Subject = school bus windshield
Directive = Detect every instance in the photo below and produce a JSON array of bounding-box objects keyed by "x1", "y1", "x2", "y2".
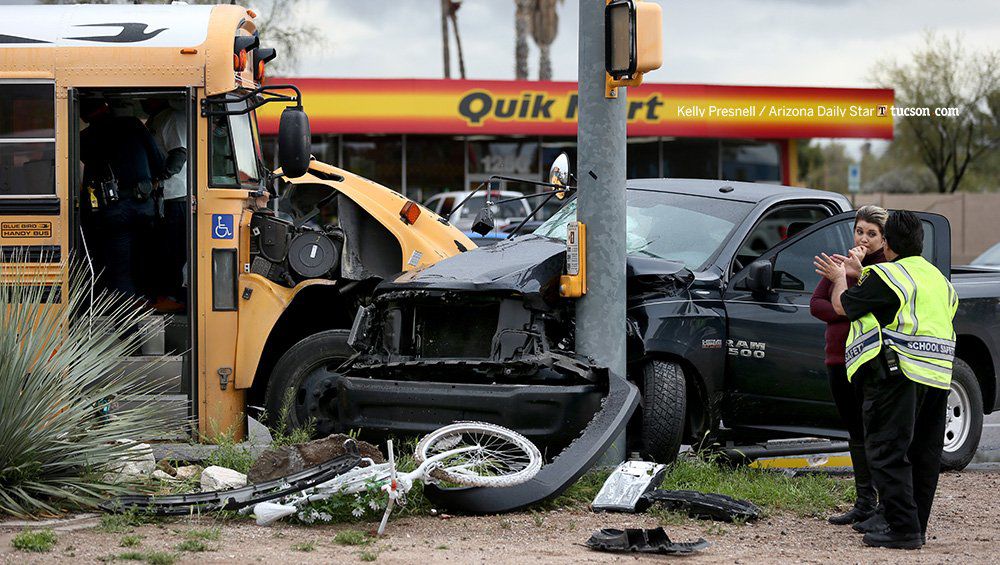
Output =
[{"x1": 210, "y1": 99, "x2": 262, "y2": 187}]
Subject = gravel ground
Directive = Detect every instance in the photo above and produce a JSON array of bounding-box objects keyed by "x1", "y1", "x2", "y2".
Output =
[{"x1": 2, "y1": 469, "x2": 997, "y2": 564}]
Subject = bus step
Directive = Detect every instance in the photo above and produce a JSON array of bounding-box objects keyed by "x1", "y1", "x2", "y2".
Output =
[
  {"x1": 114, "y1": 355, "x2": 185, "y2": 394},
  {"x1": 113, "y1": 393, "x2": 192, "y2": 440}
]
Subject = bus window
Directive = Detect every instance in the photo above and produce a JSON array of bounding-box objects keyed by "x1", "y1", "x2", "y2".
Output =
[
  {"x1": 0, "y1": 83, "x2": 55, "y2": 196},
  {"x1": 209, "y1": 100, "x2": 261, "y2": 187}
]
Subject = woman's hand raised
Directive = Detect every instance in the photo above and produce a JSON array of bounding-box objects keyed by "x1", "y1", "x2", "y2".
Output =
[{"x1": 814, "y1": 253, "x2": 846, "y2": 282}]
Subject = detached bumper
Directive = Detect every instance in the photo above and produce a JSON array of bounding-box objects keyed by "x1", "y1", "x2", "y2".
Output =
[{"x1": 336, "y1": 377, "x2": 603, "y2": 448}]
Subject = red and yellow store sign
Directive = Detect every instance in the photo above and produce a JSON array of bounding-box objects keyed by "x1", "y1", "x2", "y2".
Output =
[{"x1": 258, "y1": 78, "x2": 893, "y2": 139}]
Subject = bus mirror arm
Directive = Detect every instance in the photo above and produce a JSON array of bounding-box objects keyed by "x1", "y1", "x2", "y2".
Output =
[{"x1": 200, "y1": 84, "x2": 304, "y2": 117}]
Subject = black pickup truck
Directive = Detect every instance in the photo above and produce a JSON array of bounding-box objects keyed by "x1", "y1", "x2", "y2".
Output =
[{"x1": 329, "y1": 179, "x2": 999, "y2": 472}]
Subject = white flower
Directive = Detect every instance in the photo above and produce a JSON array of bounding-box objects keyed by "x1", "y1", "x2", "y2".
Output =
[
  {"x1": 368, "y1": 499, "x2": 382, "y2": 511},
  {"x1": 351, "y1": 507, "x2": 364, "y2": 518}
]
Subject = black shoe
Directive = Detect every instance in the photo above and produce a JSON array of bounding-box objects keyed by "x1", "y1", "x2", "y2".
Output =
[
  {"x1": 828, "y1": 505, "x2": 877, "y2": 525},
  {"x1": 853, "y1": 512, "x2": 888, "y2": 534},
  {"x1": 862, "y1": 530, "x2": 922, "y2": 550}
]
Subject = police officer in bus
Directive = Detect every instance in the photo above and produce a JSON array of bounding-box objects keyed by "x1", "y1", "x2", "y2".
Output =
[
  {"x1": 143, "y1": 97, "x2": 188, "y2": 312},
  {"x1": 815, "y1": 210, "x2": 958, "y2": 550},
  {"x1": 80, "y1": 97, "x2": 165, "y2": 297}
]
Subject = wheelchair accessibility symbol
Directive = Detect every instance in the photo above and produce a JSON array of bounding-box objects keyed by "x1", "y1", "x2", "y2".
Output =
[{"x1": 212, "y1": 214, "x2": 234, "y2": 239}]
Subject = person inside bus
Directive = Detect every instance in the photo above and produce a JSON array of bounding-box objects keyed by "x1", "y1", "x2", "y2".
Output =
[
  {"x1": 143, "y1": 97, "x2": 188, "y2": 313},
  {"x1": 80, "y1": 97, "x2": 165, "y2": 298}
]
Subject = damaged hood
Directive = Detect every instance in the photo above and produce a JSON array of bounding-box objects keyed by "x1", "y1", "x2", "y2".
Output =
[{"x1": 383, "y1": 235, "x2": 567, "y2": 295}]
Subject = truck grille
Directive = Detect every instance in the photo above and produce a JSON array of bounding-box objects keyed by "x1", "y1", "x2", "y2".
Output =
[{"x1": 412, "y1": 301, "x2": 500, "y2": 358}]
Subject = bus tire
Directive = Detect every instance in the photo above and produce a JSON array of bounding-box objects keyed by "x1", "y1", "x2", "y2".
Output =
[{"x1": 264, "y1": 329, "x2": 352, "y2": 437}]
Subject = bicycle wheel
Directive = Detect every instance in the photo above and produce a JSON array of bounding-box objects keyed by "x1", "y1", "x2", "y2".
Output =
[{"x1": 414, "y1": 422, "x2": 542, "y2": 488}]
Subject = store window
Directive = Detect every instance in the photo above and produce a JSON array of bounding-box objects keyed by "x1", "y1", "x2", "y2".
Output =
[
  {"x1": 343, "y1": 135, "x2": 402, "y2": 190},
  {"x1": 406, "y1": 135, "x2": 464, "y2": 202},
  {"x1": 0, "y1": 83, "x2": 55, "y2": 196},
  {"x1": 627, "y1": 137, "x2": 659, "y2": 179},
  {"x1": 468, "y1": 137, "x2": 538, "y2": 178},
  {"x1": 722, "y1": 140, "x2": 781, "y2": 183},
  {"x1": 310, "y1": 134, "x2": 339, "y2": 168},
  {"x1": 662, "y1": 138, "x2": 718, "y2": 180}
]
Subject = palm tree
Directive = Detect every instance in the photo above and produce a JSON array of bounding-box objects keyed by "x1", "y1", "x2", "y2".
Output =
[
  {"x1": 515, "y1": 0, "x2": 535, "y2": 79},
  {"x1": 531, "y1": 0, "x2": 562, "y2": 81},
  {"x1": 448, "y1": 1, "x2": 467, "y2": 79},
  {"x1": 441, "y1": 0, "x2": 452, "y2": 78}
]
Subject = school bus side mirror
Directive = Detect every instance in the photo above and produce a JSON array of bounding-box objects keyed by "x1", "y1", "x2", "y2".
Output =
[
  {"x1": 605, "y1": 0, "x2": 662, "y2": 90},
  {"x1": 278, "y1": 106, "x2": 311, "y2": 179}
]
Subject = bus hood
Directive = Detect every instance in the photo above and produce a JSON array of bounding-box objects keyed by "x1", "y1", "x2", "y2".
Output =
[{"x1": 281, "y1": 161, "x2": 475, "y2": 269}]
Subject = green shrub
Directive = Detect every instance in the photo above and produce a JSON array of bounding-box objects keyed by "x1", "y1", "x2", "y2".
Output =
[
  {"x1": 175, "y1": 539, "x2": 208, "y2": 552},
  {"x1": 0, "y1": 260, "x2": 183, "y2": 518},
  {"x1": 11, "y1": 529, "x2": 56, "y2": 552},
  {"x1": 333, "y1": 529, "x2": 371, "y2": 546},
  {"x1": 120, "y1": 535, "x2": 142, "y2": 548},
  {"x1": 292, "y1": 540, "x2": 316, "y2": 552}
]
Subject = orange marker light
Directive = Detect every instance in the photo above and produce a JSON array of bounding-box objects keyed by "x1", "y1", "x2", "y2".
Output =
[
  {"x1": 399, "y1": 201, "x2": 420, "y2": 225},
  {"x1": 247, "y1": 8, "x2": 257, "y2": 18},
  {"x1": 180, "y1": 48, "x2": 198, "y2": 55}
]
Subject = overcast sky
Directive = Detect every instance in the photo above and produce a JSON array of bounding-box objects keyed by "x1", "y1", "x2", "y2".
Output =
[{"x1": 298, "y1": 0, "x2": 1000, "y2": 87}]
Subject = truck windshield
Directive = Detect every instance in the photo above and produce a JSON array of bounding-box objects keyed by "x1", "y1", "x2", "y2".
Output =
[
  {"x1": 209, "y1": 99, "x2": 261, "y2": 187},
  {"x1": 534, "y1": 189, "x2": 753, "y2": 269}
]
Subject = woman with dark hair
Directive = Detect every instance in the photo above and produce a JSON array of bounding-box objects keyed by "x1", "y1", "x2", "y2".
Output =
[{"x1": 810, "y1": 204, "x2": 888, "y2": 525}]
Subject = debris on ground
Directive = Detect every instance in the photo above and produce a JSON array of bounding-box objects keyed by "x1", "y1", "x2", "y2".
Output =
[
  {"x1": 584, "y1": 527, "x2": 709, "y2": 555},
  {"x1": 174, "y1": 465, "x2": 203, "y2": 481},
  {"x1": 101, "y1": 441, "x2": 155, "y2": 483},
  {"x1": 638, "y1": 490, "x2": 762, "y2": 522},
  {"x1": 248, "y1": 434, "x2": 384, "y2": 483},
  {"x1": 591, "y1": 460, "x2": 667, "y2": 512},
  {"x1": 151, "y1": 470, "x2": 177, "y2": 482},
  {"x1": 103, "y1": 443, "x2": 361, "y2": 516},
  {"x1": 200, "y1": 466, "x2": 248, "y2": 491},
  {"x1": 156, "y1": 459, "x2": 176, "y2": 476}
]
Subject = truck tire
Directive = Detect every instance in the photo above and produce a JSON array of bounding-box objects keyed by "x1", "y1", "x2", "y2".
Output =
[
  {"x1": 641, "y1": 360, "x2": 686, "y2": 464},
  {"x1": 940, "y1": 358, "x2": 983, "y2": 471},
  {"x1": 265, "y1": 330, "x2": 353, "y2": 437}
]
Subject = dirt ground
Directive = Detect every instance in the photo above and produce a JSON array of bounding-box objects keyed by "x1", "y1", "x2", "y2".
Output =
[{"x1": 2, "y1": 469, "x2": 998, "y2": 564}]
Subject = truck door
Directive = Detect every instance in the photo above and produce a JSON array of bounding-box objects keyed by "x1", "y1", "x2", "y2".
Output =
[
  {"x1": 724, "y1": 212, "x2": 854, "y2": 434},
  {"x1": 724, "y1": 210, "x2": 951, "y2": 436}
]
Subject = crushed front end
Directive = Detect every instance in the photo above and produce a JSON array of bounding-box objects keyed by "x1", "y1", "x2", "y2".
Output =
[
  {"x1": 341, "y1": 234, "x2": 639, "y2": 512},
  {"x1": 344, "y1": 236, "x2": 603, "y2": 455}
]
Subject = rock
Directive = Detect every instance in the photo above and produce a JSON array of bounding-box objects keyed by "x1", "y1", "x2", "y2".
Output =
[
  {"x1": 152, "y1": 470, "x2": 177, "y2": 482},
  {"x1": 102, "y1": 441, "x2": 156, "y2": 483},
  {"x1": 156, "y1": 459, "x2": 177, "y2": 476},
  {"x1": 247, "y1": 434, "x2": 384, "y2": 484},
  {"x1": 201, "y1": 466, "x2": 247, "y2": 491},
  {"x1": 174, "y1": 465, "x2": 203, "y2": 481}
]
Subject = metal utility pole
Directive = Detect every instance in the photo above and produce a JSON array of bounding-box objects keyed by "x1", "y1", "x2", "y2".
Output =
[{"x1": 576, "y1": 0, "x2": 628, "y2": 461}]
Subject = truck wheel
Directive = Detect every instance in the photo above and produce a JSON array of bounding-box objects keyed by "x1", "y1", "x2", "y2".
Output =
[
  {"x1": 940, "y1": 358, "x2": 983, "y2": 471},
  {"x1": 265, "y1": 330, "x2": 352, "y2": 437},
  {"x1": 641, "y1": 360, "x2": 686, "y2": 464}
]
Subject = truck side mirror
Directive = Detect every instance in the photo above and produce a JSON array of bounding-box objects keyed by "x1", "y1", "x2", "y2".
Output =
[
  {"x1": 747, "y1": 260, "x2": 773, "y2": 297},
  {"x1": 471, "y1": 206, "x2": 495, "y2": 236},
  {"x1": 278, "y1": 106, "x2": 311, "y2": 179}
]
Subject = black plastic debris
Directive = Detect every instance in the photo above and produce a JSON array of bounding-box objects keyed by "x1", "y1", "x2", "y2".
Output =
[
  {"x1": 637, "y1": 489, "x2": 762, "y2": 523},
  {"x1": 585, "y1": 527, "x2": 709, "y2": 555}
]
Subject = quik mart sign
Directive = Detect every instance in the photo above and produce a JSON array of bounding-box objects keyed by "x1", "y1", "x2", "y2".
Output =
[{"x1": 258, "y1": 78, "x2": 894, "y2": 140}]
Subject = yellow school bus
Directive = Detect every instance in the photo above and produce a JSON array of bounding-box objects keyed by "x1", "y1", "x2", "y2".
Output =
[{"x1": 0, "y1": 4, "x2": 473, "y2": 441}]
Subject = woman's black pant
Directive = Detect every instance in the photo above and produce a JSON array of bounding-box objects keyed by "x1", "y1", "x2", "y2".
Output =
[{"x1": 828, "y1": 365, "x2": 877, "y2": 508}]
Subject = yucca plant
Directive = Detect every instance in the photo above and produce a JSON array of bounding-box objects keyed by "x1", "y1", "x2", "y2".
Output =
[{"x1": 0, "y1": 257, "x2": 184, "y2": 518}]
